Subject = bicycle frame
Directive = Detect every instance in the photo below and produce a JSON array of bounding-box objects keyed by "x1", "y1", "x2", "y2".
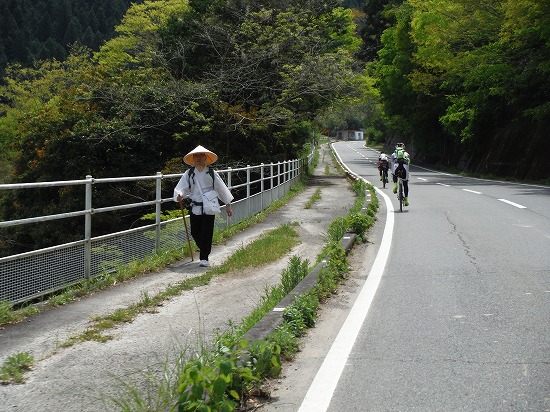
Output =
[{"x1": 397, "y1": 176, "x2": 404, "y2": 212}]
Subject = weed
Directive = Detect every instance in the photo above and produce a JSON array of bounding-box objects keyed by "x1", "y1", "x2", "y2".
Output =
[
  {"x1": 315, "y1": 241, "x2": 349, "y2": 300},
  {"x1": 280, "y1": 255, "x2": 310, "y2": 294},
  {"x1": 348, "y1": 212, "x2": 373, "y2": 242},
  {"x1": 305, "y1": 188, "x2": 322, "y2": 209},
  {"x1": 267, "y1": 324, "x2": 300, "y2": 360},
  {"x1": 327, "y1": 216, "x2": 349, "y2": 242},
  {"x1": 283, "y1": 292, "x2": 319, "y2": 337},
  {"x1": 173, "y1": 339, "x2": 281, "y2": 411},
  {"x1": 0, "y1": 352, "x2": 35, "y2": 384},
  {"x1": 0, "y1": 301, "x2": 39, "y2": 326}
]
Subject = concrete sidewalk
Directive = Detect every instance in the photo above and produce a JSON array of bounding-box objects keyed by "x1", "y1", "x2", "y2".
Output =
[{"x1": 0, "y1": 144, "x2": 357, "y2": 412}]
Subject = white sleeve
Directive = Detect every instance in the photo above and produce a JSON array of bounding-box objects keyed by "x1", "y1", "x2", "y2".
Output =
[
  {"x1": 214, "y1": 171, "x2": 234, "y2": 205},
  {"x1": 173, "y1": 171, "x2": 191, "y2": 202}
]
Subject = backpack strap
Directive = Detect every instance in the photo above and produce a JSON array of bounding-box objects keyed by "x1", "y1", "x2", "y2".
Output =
[
  {"x1": 187, "y1": 166, "x2": 215, "y2": 191},
  {"x1": 187, "y1": 166, "x2": 195, "y2": 191}
]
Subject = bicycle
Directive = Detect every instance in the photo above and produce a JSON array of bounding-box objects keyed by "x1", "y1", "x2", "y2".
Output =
[
  {"x1": 397, "y1": 176, "x2": 404, "y2": 212},
  {"x1": 381, "y1": 165, "x2": 389, "y2": 188}
]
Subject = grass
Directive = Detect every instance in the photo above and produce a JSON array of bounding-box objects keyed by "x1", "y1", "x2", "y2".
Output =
[
  {"x1": 304, "y1": 188, "x2": 321, "y2": 209},
  {"x1": 108, "y1": 254, "x2": 312, "y2": 412},
  {"x1": 0, "y1": 143, "x2": 376, "y2": 406},
  {"x1": 0, "y1": 352, "x2": 35, "y2": 384},
  {"x1": 59, "y1": 223, "x2": 301, "y2": 349}
]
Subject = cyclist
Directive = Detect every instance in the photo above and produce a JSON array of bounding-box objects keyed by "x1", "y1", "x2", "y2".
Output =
[
  {"x1": 390, "y1": 144, "x2": 410, "y2": 206},
  {"x1": 378, "y1": 152, "x2": 390, "y2": 182}
]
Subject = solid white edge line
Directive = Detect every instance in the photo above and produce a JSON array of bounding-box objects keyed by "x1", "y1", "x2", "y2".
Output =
[
  {"x1": 299, "y1": 145, "x2": 394, "y2": 411},
  {"x1": 498, "y1": 198, "x2": 527, "y2": 209},
  {"x1": 462, "y1": 189, "x2": 482, "y2": 194}
]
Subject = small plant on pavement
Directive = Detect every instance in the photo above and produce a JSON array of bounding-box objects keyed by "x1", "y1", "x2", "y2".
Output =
[
  {"x1": 305, "y1": 188, "x2": 322, "y2": 209},
  {"x1": 0, "y1": 352, "x2": 35, "y2": 384},
  {"x1": 347, "y1": 212, "x2": 372, "y2": 243},
  {"x1": 172, "y1": 339, "x2": 281, "y2": 411},
  {"x1": 0, "y1": 301, "x2": 39, "y2": 327}
]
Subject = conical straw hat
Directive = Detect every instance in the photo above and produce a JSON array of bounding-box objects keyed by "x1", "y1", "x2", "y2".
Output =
[{"x1": 183, "y1": 145, "x2": 218, "y2": 166}]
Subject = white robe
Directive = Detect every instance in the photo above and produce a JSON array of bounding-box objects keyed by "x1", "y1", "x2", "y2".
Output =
[{"x1": 173, "y1": 167, "x2": 233, "y2": 215}]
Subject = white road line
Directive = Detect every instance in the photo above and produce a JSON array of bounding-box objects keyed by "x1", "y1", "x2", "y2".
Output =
[
  {"x1": 417, "y1": 177, "x2": 427, "y2": 181},
  {"x1": 463, "y1": 189, "x2": 482, "y2": 194},
  {"x1": 436, "y1": 183, "x2": 450, "y2": 187},
  {"x1": 298, "y1": 181, "x2": 394, "y2": 412},
  {"x1": 498, "y1": 199, "x2": 527, "y2": 209}
]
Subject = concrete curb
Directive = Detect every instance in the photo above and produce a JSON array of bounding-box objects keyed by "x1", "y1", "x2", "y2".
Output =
[{"x1": 243, "y1": 231, "x2": 357, "y2": 342}]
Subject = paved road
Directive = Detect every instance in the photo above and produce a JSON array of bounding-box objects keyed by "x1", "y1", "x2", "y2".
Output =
[{"x1": 266, "y1": 141, "x2": 550, "y2": 412}]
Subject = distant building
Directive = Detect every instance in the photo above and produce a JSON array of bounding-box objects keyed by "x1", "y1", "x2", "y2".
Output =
[{"x1": 336, "y1": 130, "x2": 364, "y2": 141}]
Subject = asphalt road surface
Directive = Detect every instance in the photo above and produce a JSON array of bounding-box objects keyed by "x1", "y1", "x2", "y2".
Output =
[{"x1": 265, "y1": 141, "x2": 550, "y2": 412}]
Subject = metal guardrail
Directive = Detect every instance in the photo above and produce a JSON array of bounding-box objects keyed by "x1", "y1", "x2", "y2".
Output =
[{"x1": 0, "y1": 157, "x2": 310, "y2": 304}]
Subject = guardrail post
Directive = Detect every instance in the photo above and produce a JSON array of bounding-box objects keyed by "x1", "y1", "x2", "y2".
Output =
[
  {"x1": 280, "y1": 161, "x2": 284, "y2": 194},
  {"x1": 284, "y1": 161, "x2": 288, "y2": 193},
  {"x1": 246, "y1": 165, "x2": 251, "y2": 217},
  {"x1": 84, "y1": 175, "x2": 93, "y2": 279},
  {"x1": 260, "y1": 163, "x2": 264, "y2": 211},
  {"x1": 155, "y1": 172, "x2": 162, "y2": 251},
  {"x1": 226, "y1": 168, "x2": 232, "y2": 227},
  {"x1": 270, "y1": 163, "x2": 274, "y2": 205}
]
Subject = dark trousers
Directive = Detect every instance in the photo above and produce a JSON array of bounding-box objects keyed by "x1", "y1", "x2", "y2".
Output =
[{"x1": 189, "y1": 213, "x2": 216, "y2": 261}]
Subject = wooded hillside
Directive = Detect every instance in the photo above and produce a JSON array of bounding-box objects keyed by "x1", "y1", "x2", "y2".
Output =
[
  {"x1": 358, "y1": 0, "x2": 549, "y2": 180},
  {"x1": 0, "y1": 0, "x2": 142, "y2": 76}
]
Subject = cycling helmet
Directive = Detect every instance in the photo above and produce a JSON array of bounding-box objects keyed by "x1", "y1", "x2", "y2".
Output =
[{"x1": 395, "y1": 142, "x2": 405, "y2": 149}]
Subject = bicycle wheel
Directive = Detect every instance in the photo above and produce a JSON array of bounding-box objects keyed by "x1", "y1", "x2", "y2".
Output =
[{"x1": 398, "y1": 180, "x2": 403, "y2": 212}]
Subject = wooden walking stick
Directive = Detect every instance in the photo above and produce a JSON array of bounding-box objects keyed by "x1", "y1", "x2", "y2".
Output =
[{"x1": 178, "y1": 198, "x2": 194, "y2": 261}]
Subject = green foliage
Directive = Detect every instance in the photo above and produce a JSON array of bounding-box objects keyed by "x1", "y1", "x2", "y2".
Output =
[
  {"x1": 280, "y1": 256, "x2": 310, "y2": 295},
  {"x1": 0, "y1": 301, "x2": 40, "y2": 327},
  {"x1": 0, "y1": 0, "x2": 364, "y2": 255},
  {"x1": 326, "y1": 241, "x2": 350, "y2": 280},
  {"x1": 173, "y1": 340, "x2": 281, "y2": 411},
  {"x1": 0, "y1": 0, "x2": 141, "y2": 75},
  {"x1": 305, "y1": 189, "x2": 322, "y2": 209},
  {"x1": 209, "y1": 225, "x2": 300, "y2": 277},
  {"x1": 366, "y1": 0, "x2": 550, "y2": 179},
  {"x1": 174, "y1": 358, "x2": 240, "y2": 411},
  {"x1": 282, "y1": 293, "x2": 320, "y2": 337},
  {"x1": 247, "y1": 340, "x2": 283, "y2": 379},
  {"x1": 348, "y1": 212, "x2": 373, "y2": 242},
  {"x1": 315, "y1": 241, "x2": 350, "y2": 300},
  {"x1": 267, "y1": 324, "x2": 300, "y2": 360},
  {"x1": 0, "y1": 301, "x2": 15, "y2": 324},
  {"x1": 327, "y1": 216, "x2": 349, "y2": 243},
  {"x1": 0, "y1": 352, "x2": 35, "y2": 384}
]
